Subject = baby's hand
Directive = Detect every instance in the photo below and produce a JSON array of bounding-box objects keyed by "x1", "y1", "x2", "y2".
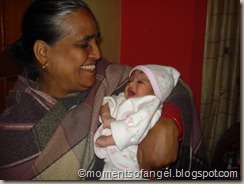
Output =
[
  {"x1": 102, "y1": 117, "x2": 115, "y2": 129},
  {"x1": 95, "y1": 135, "x2": 115, "y2": 148},
  {"x1": 100, "y1": 103, "x2": 115, "y2": 128}
]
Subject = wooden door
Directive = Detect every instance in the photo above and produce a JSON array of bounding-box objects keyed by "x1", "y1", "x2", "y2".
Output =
[{"x1": 0, "y1": 0, "x2": 32, "y2": 111}]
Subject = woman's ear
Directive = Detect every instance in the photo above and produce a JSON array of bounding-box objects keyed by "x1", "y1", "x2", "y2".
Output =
[{"x1": 33, "y1": 40, "x2": 49, "y2": 67}]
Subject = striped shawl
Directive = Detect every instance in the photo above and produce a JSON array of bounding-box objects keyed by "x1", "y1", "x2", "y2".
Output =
[{"x1": 0, "y1": 59, "x2": 131, "y2": 180}]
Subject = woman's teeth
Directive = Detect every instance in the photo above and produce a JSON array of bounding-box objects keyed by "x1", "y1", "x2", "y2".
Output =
[{"x1": 80, "y1": 65, "x2": 96, "y2": 70}]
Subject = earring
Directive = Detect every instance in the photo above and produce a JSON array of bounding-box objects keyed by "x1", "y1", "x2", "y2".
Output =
[{"x1": 42, "y1": 64, "x2": 48, "y2": 71}]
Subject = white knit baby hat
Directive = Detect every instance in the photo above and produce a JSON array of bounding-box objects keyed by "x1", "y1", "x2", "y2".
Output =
[{"x1": 129, "y1": 65, "x2": 180, "y2": 101}]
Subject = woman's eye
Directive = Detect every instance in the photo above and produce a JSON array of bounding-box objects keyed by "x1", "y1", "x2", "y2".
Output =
[
  {"x1": 77, "y1": 41, "x2": 90, "y2": 49},
  {"x1": 95, "y1": 37, "x2": 101, "y2": 45},
  {"x1": 79, "y1": 43, "x2": 89, "y2": 49}
]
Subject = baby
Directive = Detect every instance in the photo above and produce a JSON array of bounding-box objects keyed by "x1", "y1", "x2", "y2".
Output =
[{"x1": 94, "y1": 64, "x2": 180, "y2": 180}]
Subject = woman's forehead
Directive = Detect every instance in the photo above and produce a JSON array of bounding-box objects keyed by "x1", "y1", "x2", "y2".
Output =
[{"x1": 60, "y1": 8, "x2": 98, "y2": 38}]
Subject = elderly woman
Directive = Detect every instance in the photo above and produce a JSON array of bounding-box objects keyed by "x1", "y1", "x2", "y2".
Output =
[{"x1": 0, "y1": 0, "x2": 208, "y2": 180}]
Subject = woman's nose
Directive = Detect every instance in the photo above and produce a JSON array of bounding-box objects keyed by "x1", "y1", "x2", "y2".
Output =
[{"x1": 89, "y1": 41, "x2": 101, "y2": 60}]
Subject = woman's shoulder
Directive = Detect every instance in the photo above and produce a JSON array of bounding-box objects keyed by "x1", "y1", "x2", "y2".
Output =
[
  {"x1": 0, "y1": 89, "x2": 48, "y2": 125},
  {"x1": 96, "y1": 58, "x2": 132, "y2": 96},
  {"x1": 97, "y1": 58, "x2": 131, "y2": 73},
  {"x1": 166, "y1": 78, "x2": 193, "y2": 101}
]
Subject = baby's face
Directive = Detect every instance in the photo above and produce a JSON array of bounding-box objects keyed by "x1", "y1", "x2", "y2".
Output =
[{"x1": 124, "y1": 70, "x2": 155, "y2": 99}]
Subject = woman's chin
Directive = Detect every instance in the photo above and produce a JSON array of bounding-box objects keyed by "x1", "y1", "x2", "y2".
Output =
[{"x1": 80, "y1": 80, "x2": 96, "y2": 90}]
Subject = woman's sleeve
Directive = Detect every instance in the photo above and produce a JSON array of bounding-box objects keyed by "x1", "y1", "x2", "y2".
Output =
[
  {"x1": 161, "y1": 101, "x2": 183, "y2": 141},
  {"x1": 162, "y1": 79, "x2": 210, "y2": 172}
]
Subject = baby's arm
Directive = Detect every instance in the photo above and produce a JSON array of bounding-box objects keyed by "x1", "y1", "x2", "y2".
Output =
[
  {"x1": 100, "y1": 103, "x2": 115, "y2": 128},
  {"x1": 96, "y1": 103, "x2": 116, "y2": 148}
]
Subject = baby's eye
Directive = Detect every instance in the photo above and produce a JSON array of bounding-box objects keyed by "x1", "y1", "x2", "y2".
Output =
[{"x1": 137, "y1": 81, "x2": 143, "y2": 84}]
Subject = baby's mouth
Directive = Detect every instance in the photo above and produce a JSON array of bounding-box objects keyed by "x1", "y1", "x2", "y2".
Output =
[{"x1": 127, "y1": 90, "x2": 136, "y2": 97}]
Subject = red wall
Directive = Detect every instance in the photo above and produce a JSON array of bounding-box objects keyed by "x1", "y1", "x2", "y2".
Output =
[{"x1": 120, "y1": 0, "x2": 207, "y2": 112}]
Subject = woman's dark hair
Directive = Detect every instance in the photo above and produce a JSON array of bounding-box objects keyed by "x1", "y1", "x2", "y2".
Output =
[{"x1": 11, "y1": 0, "x2": 92, "y2": 78}]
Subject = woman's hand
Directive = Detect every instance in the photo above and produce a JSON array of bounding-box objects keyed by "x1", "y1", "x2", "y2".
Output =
[{"x1": 137, "y1": 117, "x2": 179, "y2": 171}]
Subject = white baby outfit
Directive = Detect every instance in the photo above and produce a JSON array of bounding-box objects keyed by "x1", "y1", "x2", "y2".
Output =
[{"x1": 94, "y1": 65, "x2": 180, "y2": 180}]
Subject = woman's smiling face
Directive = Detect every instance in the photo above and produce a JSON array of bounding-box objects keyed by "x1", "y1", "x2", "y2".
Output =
[{"x1": 38, "y1": 8, "x2": 101, "y2": 97}]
